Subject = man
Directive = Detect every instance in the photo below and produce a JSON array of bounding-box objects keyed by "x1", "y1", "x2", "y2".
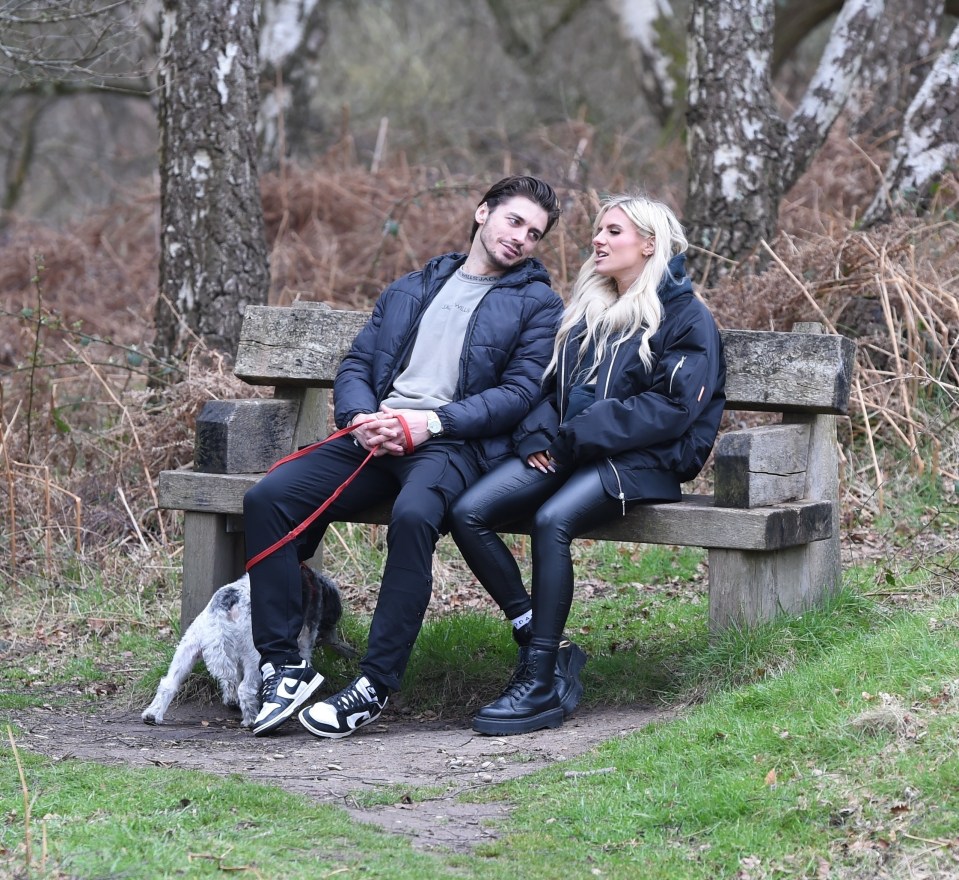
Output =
[{"x1": 244, "y1": 175, "x2": 576, "y2": 739}]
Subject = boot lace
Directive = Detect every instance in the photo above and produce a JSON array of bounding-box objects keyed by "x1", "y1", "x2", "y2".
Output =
[{"x1": 498, "y1": 655, "x2": 536, "y2": 700}]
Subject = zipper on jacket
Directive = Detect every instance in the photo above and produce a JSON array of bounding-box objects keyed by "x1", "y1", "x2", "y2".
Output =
[
  {"x1": 456, "y1": 282, "x2": 505, "y2": 395},
  {"x1": 668, "y1": 355, "x2": 686, "y2": 395},
  {"x1": 601, "y1": 337, "x2": 627, "y2": 399},
  {"x1": 608, "y1": 459, "x2": 626, "y2": 516},
  {"x1": 558, "y1": 343, "x2": 568, "y2": 422}
]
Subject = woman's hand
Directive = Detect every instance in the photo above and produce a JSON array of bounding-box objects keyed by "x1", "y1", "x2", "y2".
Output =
[{"x1": 526, "y1": 451, "x2": 555, "y2": 474}]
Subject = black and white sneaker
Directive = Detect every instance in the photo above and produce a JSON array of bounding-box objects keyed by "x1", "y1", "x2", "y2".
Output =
[
  {"x1": 298, "y1": 675, "x2": 387, "y2": 739},
  {"x1": 253, "y1": 660, "x2": 323, "y2": 736}
]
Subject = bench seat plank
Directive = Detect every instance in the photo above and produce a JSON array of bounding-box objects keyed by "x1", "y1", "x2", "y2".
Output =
[{"x1": 159, "y1": 468, "x2": 833, "y2": 552}]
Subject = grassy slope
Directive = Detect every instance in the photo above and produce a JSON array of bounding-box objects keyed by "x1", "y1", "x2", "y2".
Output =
[{"x1": 3, "y1": 546, "x2": 958, "y2": 879}]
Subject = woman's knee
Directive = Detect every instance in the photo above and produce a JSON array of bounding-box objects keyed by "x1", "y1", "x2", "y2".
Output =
[
  {"x1": 531, "y1": 503, "x2": 573, "y2": 544},
  {"x1": 449, "y1": 489, "x2": 486, "y2": 534}
]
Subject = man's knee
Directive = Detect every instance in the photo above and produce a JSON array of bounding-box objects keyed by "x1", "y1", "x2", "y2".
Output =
[{"x1": 390, "y1": 493, "x2": 443, "y2": 537}]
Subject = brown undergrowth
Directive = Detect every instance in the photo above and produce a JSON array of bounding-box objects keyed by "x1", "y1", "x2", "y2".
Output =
[{"x1": 0, "y1": 140, "x2": 957, "y2": 587}]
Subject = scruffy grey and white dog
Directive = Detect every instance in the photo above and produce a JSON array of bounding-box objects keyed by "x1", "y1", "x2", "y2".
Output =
[{"x1": 142, "y1": 565, "x2": 353, "y2": 728}]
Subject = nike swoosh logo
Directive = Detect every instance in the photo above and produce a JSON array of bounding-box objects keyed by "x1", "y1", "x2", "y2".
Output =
[
  {"x1": 347, "y1": 711, "x2": 373, "y2": 729},
  {"x1": 277, "y1": 680, "x2": 307, "y2": 700}
]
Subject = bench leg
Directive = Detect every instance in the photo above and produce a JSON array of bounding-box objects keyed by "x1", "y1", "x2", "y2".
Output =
[
  {"x1": 707, "y1": 534, "x2": 840, "y2": 633},
  {"x1": 180, "y1": 512, "x2": 246, "y2": 631}
]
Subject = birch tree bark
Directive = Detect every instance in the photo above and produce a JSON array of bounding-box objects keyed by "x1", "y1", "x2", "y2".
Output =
[
  {"x1": 685, "y1": 0, "x2": 883, "y2": 284},
  {"x1": 685, "y1": 0, "x2": 783, "y2": 279},
  {"x1": 605, "y1": 0, "x2": 683, "y2": 128},
  {"x1": 154, "y1": 0, "x2": 269, "y2": 361},
  {"x1": 258, "y1": 0, "x2": 327, "y2": 167},
  {"x1": 862, "y1": 21, "x2": 959, "y2": 225},
  {"x1": 779, "y1": 0, "x2": 884, "y2": 185},
  {"x1": 850, "y1": 0, "x2": 943, "y2": 137}
]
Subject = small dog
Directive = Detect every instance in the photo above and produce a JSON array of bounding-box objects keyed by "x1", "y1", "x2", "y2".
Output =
[{"x1": 142, "y1": 565, "x2": 354, "y2": 728}]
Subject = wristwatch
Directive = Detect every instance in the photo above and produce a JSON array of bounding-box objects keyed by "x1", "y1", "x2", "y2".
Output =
[{"x1": 426, "y1": 411, "x2": 443, "y2": 438}]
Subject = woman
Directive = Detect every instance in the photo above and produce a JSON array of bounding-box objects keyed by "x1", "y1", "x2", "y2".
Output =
[{"x1": 449, "y1": 194, "x2": 726, "y2": 735}]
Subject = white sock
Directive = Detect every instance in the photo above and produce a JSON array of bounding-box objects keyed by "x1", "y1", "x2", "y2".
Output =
[{"x1": 511, "y1": 610, "x2": 532, "y2": 630}]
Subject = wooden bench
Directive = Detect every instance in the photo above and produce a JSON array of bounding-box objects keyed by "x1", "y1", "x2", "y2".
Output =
[{"x1": 158, "y1": 303, "x2": 857, "y2": 635}]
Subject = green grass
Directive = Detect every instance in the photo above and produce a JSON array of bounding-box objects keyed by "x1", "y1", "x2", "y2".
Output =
[
  {"x1": 1, "y1": 750, "x2": 448, "y2": 879},
  {"x1": 463, "y1": 597, "x2": 959, "y2": 879},
  {"x1": 5, "y1": 577, "x2": 959, "y2": 879},
  {"x1": 4, "y1": 526, "x2": 959, "y2": 879}
]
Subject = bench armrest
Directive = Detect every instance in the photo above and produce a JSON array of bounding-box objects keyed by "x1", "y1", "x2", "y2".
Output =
[
  {"x1": 714, "y1": 423, "x2": 810, "y2": 508},
  {"x1": 194, "y1": 398, "x2": 300, "y2": 474}
]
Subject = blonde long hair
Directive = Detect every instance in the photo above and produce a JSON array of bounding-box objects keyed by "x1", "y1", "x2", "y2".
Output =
[{"x1": 546, "y1": 194, "x2": 688, "y2": 379}]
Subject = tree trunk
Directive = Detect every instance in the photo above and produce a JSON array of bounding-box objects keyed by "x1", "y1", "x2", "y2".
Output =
[
  {"x1": 781, "y1": 0, "x2": 884, "y2": 188},
  {"x1": 685, "y1": 0, "x2": 784, "y2": 282},
  {"x1": 606, "y1": 0, "x2": 684, "y2": 128},
  {"x1": 685, "y1": 0, "x2": 883, "y2": 285},
  {"x1": 154, "y1": 0, "x2": 269, "y2": 362},
  {"x1": 258, "y1": 0, "x2": 328, "y2": 167},
  {"x1": 850, "y1": 0, "x2": 943, "y2": 138},
  {"x1": 862, "y1": 20, "x2": 959, "y2": 225}
]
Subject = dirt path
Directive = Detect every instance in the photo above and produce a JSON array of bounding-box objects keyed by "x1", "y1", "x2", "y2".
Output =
[{"x1": 10, "y1": 700, "x2": 673, "y2": 852}]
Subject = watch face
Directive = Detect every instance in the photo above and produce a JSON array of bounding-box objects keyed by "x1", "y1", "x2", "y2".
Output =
[{"x1": 428, "y1": 414, "x2": 441, "y2": 435}]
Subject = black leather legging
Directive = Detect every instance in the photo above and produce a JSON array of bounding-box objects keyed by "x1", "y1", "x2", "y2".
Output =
[{"x1": 449, "y1": 457, "x2": 622, "y2": 650}]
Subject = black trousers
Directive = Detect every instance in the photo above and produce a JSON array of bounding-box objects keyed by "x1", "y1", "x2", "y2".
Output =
[
  {"x1": 243, "y1": 436, "x2": 480, "y2": 691},
  {"x1": 448, "y1": 457, "x2": 622, "y2": 651}
]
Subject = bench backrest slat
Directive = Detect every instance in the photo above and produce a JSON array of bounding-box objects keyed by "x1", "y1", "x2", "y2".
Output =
[
  {"x1": 723, "y1": 330, "x2": 856, "y2": 414},
  {"x1": 235, "y1": 305, "x2": 369, "y2": 388},
  {"x1": 233, "y1": 306, "x2": 857, "y2": 416}
]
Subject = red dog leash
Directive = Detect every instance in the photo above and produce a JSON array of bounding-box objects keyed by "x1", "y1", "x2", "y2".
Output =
[{"x1": 245, "y1": 414, "x2": 414, "y2": 571}]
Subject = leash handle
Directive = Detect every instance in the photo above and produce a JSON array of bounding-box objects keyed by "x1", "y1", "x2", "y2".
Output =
[{"x1": 245, "y1": 412, "x2": 414, "y2": 571}]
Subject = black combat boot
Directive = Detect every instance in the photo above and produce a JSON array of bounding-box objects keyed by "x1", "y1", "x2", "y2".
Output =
[
  {"x1": 555, "y1": 639, "x2": 587, "y2": 718},
  {"x1": 511, "y1": 622, "x2": 586, "y2": 718},
  {"x1": 472, "y1": 646, "x2": 563, "y2": 735}
]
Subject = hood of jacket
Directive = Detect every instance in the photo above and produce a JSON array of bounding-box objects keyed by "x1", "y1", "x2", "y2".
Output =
[{"x1": 658, "y1": 253, "x2": 693, "y2": 305}]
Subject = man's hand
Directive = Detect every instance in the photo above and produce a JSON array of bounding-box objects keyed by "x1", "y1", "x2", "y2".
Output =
[
  {"x1": 349, "y1": 413, "x2": 397, "y2": 457},
  {"x1": 349, "y1": 408, "x2": 429, "y2": 456},
  {"x1": 378, "y1": 406, "x2": 431, "y2": 452}
]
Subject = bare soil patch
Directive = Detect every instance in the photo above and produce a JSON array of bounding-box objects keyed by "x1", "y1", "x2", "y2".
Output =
[{"x1": 9, "y1": 700, "x2": 673, "y2": 852}]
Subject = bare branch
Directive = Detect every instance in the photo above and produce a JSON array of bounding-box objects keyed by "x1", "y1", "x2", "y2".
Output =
[
  {"x1": 0, "y1": 0, "x2": 130, "y2": 26},
  {"x1": 0, "y1": 0, "x2": 151, "y2": 86}
]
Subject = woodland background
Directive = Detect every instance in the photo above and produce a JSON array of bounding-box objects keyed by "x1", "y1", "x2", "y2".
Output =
[{"x1": 0, "y1": 0, "x2": 956, "y2": 577}]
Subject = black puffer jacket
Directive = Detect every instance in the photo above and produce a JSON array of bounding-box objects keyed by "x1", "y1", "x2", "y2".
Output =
[
  {"x1": 514, "y1": 253, "x2": 726, "y2": 505},
  {"x1": 334, "y1": 252, "x2": 564, "y2": 471}
]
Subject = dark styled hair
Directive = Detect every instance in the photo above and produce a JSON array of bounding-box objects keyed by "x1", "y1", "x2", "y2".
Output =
[{"x1": 469, "y1": 175, "x2": 561, "y2": 242}]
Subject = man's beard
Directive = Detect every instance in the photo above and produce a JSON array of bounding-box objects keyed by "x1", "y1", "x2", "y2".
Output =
[{"x1": 479, "y1": 225, "x2": 522, "y2": 272}]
